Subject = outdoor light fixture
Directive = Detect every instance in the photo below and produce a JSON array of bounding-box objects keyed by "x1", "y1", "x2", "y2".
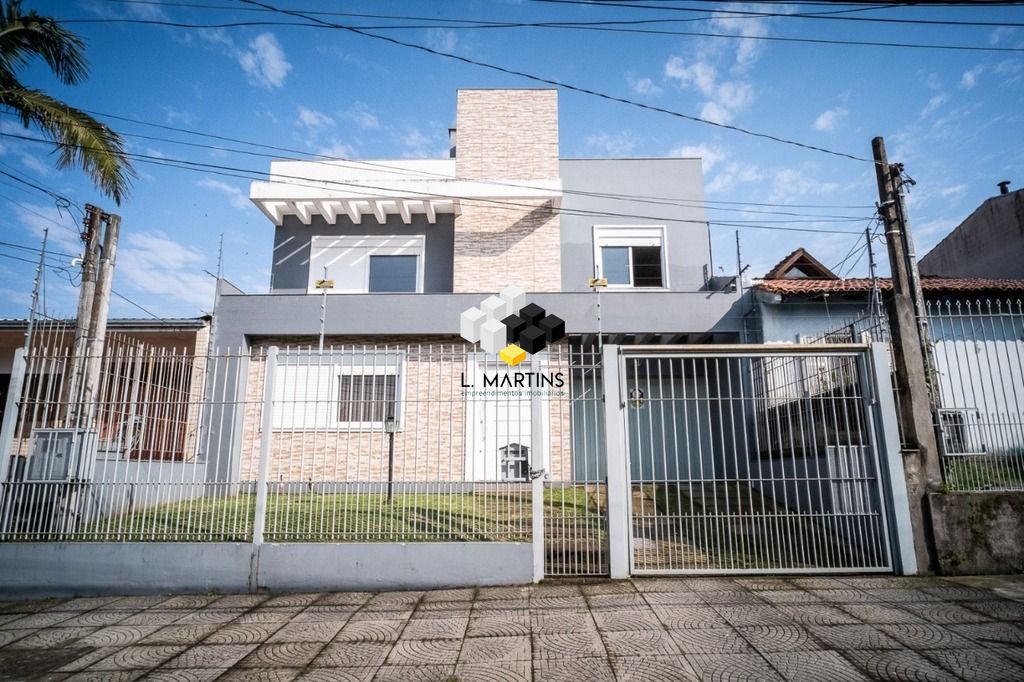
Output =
[{"x1": 385, "y1": 412, "x2": 396, "y2": 503}]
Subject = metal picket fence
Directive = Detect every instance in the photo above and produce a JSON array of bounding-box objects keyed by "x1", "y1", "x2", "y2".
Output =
[
  {"x1": 0, "y1": 338, "x2": 615, "y2": 572},
  {"x1": 804, "y1": 298, "x2": 1024, "y2": 492},
  {"x1": 927, "y1": 298, "x2": 1024, "y2": 491}
]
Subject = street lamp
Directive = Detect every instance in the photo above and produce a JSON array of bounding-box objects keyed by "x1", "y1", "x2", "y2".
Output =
[{"x1": 384, "y1": 413, "x2": 396, "y2": 504}]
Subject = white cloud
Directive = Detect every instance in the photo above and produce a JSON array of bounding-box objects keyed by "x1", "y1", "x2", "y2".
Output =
[
  {"x1": 197, "y1": 178, "x2": 250, "y2": 210},
  {"x1": 584, "y1": 131, "x2": 639, "y2": 156},
  {"x1": 344, "y1": 102, "x2": 380, "y2": 129},
  {"x1": 318, "y1": 141, "x2": 357, "y2": 159},
  {"x1": 18, "y1": 152, "x2": 52, "y2": 176},
  {"x1": 706, "y1": 161, "x2": 766, "y2": 194},
  {"x1": 705, "y1": 161, "x2": 838, "y2": 203},
  {"x1": 920, "y1": 93, "x2": 949, "y2": 118},
  {"x1": 990, "y1": 26, "x2": 1013, "y2": 45},
  {"x1": 670, "y1": 143, "x2": 728, "y2": 172},
  {"x1": 665, "y1": 56, "x2": 717, "y2": 94},
  {"x1": 960, "y1": 65, "x2": 983, "y2": 90},
  {"x1": 116, "y1": 231, "x2": 215, "y2": 312},
  {"x1": 665, "y1": 55, "x2": 753, "y2": 124},
  {"x1": 397, "y1": 128, "x2": 443, "y2": 157},
  {"x1": 14, "y1": 204, "x2": 82, "y2": 255},
  {"x1": 709, "y1": 3, "x2": 780, "y2": 68},
  {"x1": 238, "y1": 33, "x2": 291, "y2": 89},
  {"x1": 425, "y1": 28, "x2": 458, "y2": 53},
  {"x1": 814, "y1": 107, "x2": 847, "y2": 132},
  {"x1": 296, "y1": 106, "x2": 334, "y2": 131},
  {"x1": 626, "y1": 73, "x2": 662, "y2": 96},
  {"x1": 164, "y1": 107, "x2": 195, "y2": 125},
  {"x1": 939, "y1": 184, "x2": 967, "y2": 199}
]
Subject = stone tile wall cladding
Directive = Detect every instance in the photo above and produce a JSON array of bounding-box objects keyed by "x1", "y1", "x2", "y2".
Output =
[
  {"x1": 453, "y1": 90, "x2": 561, "y2": 293},
  {"x1": 239, "y1": 336, "x2": 573, "y2": 484}
]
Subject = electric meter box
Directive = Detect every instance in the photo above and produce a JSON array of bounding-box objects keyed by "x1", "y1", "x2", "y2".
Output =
[{"x1": 25, "y1": 429, "x2": 97, "y2": 482}]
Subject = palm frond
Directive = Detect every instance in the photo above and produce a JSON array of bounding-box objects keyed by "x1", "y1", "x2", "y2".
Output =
[
  {"x1": 1, "y1": 86, "x2": 135, "y2": 204},
  {"x1": 0, "y1": 0, "x2": 87, "y2": 86}
]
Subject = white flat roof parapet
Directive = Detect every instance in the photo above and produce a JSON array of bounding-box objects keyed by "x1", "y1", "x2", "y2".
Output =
[{"x1": 250, "y1": 158, "x2": 561, "y2": 226}]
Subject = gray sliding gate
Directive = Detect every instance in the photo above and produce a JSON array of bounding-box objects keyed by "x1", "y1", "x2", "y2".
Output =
[{"x1": 619, "y1": 345, "x2": 907, "y2": 575}]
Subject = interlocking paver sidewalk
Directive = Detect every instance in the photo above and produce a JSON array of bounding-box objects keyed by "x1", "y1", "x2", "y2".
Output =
[{"x1": 0, "y1": 575, "x2": 1022, "y2": 681}]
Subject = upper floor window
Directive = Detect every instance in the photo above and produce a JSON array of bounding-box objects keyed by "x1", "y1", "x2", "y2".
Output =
[
  {"x1": 593, "y1": 226, "x2": 667, "y2": 289},
  {"x1": 309, "y1": 235, "x2": 424, "y2": 294}
]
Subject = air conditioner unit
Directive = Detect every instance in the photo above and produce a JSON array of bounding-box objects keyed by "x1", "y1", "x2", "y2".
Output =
[{"x1": 25, "y1": 429, "x2": 98, "y2": 482}]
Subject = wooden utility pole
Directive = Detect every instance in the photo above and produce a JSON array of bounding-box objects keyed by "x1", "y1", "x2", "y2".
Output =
[
  {"x1": 63, "y1": 205, "x2": 103, "y2": 425},
  {"x1": 872, "y1": 136, "x2": 942, "y2": 573}
]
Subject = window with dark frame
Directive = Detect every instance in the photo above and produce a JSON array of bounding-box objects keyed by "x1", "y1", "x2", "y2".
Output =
[
  {"x1": 599, "y1": 244, "x2": 664, "y2": 288},
  {"x1": 368, "y1": 254, "x2": 418, "y2": 293}
]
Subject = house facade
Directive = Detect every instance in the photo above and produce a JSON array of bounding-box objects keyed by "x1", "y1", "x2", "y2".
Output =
[{"x1": 210, "y1": 89, "x2": 744, "y2": 490}]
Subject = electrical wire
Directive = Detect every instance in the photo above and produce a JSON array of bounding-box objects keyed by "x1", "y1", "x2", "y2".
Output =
[
  {"x1": 528, "y1": 0, "x2": 1024, "y2": 28},
  {"x1": 62, "y1": 14, "x2": 1024, "y2": 54},
  {"x1": 238, "y1": 0, "x2": 877, "y2": 164},
  {"x1": 0, "y1": 110, "x2": 870, "y2": 220},
  {"x1": 0, "y1": 130, "x2": 870, "y2": 234}
]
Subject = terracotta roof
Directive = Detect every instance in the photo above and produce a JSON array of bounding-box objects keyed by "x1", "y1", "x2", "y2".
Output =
[
  {"x1": 763, "y1": 248, "x2": 838, "y2": 280},
  {"x1": 754, "y1": 276, "x2": 1024, "y2": 296}
]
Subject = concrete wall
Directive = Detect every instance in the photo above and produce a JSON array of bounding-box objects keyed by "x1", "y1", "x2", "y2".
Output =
[
  {"x1": 0, "y1": 541, "x2": 533, "y2": 598},
  {"x1": 560, "y1": 158, "x2": 711, "y2": 293},
  {"x1": 929, "y1": 491, "x2": 1024, "y2": 575},
  {"x1": 920, "y1": 189, "x2": 1024, "y2": 278},
  {"x1": 269, "y1": 213, "x2": 455, "y2": 294}
]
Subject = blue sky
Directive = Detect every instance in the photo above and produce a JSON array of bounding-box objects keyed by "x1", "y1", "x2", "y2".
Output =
[{"x1": 0, "y1": 0, "x2": 1021, "y2": 320}]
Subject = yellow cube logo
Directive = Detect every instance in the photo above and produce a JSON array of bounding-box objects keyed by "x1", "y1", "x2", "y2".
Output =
[{"x1": 499, "y1": 344, "x2": 526, "y2": 367}]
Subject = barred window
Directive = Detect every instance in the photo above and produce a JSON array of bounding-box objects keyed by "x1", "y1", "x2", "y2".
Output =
[{"x1": 338, "y1": 373, "x2": 398, "y2": 424}]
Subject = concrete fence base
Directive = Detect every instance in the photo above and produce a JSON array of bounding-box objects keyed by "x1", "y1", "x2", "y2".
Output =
[
  {"x1": 929, "y1": 491, "x2": 1024, "y2": 575},
  {"x1": 0, "y1": 542, "x2": 533, "y2": 599}
]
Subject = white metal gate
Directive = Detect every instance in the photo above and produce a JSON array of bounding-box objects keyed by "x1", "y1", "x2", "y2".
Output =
[{"x1": 619, "y1": 345, "x2": 904, "y2": 574}]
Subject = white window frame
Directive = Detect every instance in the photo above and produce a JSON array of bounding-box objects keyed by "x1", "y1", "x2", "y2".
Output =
[
  {"x1": 592, "y1": 225, "x2": 669, "y2": 290},
  {"x1": 308, "y1": 235, "x2": 425, "y2": 294},
  {"x1": 272, "y1": 357, "x2": 406, "y2": 431}
]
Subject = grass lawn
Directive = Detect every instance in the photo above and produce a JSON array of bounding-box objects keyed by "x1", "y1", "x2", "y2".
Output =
[
  {"x1": 73, "y1": 486, "x2": 605, "y2": 543},
  {"x1": 943, "y1": 457, "x2": 1024, "y2": 491}
]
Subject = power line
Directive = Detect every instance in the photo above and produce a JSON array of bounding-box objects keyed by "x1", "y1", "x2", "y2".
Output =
[
  {"x1": 60, "y1": 14, "x2": 1024, "y2": 54},
  {"x1": 528, "y1": 0, "x2": 1024, "y2": 28},
  {"x1": 48, "y1": 108, "x2": 871, "y2": 214},
  {"x1": 0, "y1": 130, "x2": 870, "y2": 234},
  {"x1": 238, "y1": 0, "x2": 876, "y2": 164},
  {"x1": 0, "y1": 110, "x2": 864, "y2": 220}
]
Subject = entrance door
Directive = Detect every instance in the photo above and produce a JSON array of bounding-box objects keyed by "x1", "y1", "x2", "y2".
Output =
[{"x1": 464, "y1": 356, "x2": 533, "y2": 482}]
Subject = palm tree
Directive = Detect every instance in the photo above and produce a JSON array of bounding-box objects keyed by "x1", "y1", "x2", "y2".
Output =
[{"x1": 0, "y1": 0, "x2": 133, "y2": 204}]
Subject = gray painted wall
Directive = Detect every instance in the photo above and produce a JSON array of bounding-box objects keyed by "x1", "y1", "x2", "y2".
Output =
[
  {"x1": 560, "y1": 158, "x2": 711, "y2": 292},
  {"x1": 757, "y1": 298, "x2": 868, "y2": 344},
  {"x1": 920, "y1": 189, "x2": 1024, "y2": 278},
  {"x1": 270, "y1": 213, "x2": 455, "y2": 294},
  {"x1": 213, "y1": 290, "x2": 743, "y2": 348},
  {"x1": 0, "y1": 542, "x2": 533, "y2": 598}
]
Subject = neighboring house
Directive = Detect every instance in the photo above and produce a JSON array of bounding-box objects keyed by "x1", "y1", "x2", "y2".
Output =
[
  {"x1": 920, "y1": 184, "x2": 1024, "y2": 279},
  {"x1": 751, "y1": 247, "x2": 1024, "y2": 484},
  {"x1": 212, "y1": 88, "x2": 744, "y2": 486},
  {"x1": 0, "y1": 317, "x2": 210, "y2": 463},
  {"x1": 751, "y1": 247, "x2": 1024, "y2": 343}
]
